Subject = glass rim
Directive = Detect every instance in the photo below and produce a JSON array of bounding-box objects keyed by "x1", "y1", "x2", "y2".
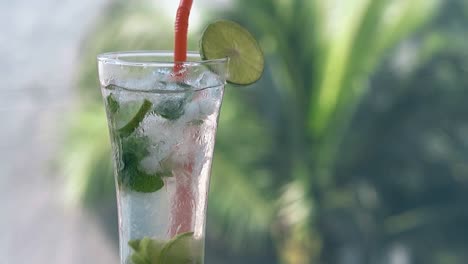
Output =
[{"x1": 97, "y1": 50, "x2": 228, "y2": 67}]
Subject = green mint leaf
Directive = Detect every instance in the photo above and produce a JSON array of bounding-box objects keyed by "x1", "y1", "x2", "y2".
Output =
[
  {"x1": 128, "y1": 237, "x2": 165, "y2": 264},
  {"x1": 140, "y1": 237, "x2": 158, "y2": 261},
  {"x1": 126, "y1": 170, "x2": 164, "y2": 193},
  {"x1": 106, "y1": 94, "x2": 120, "y2": 114},
  {"x1": 131, "y1": 253, "x2": 148, "y2": 264},
  {"x1": 121, "y1": 136, "x2": 150, "y2": 167},
  {"x1": 153, "y1": 99, "x2": 185, "y2": 120},
  {"x1": 128, "y1": 233, "x2": 201, "y2": 264},
  {"x1": 119, "y1": 99, "x2": 153, "y2": 137},
  {"x1": 153, "y1": 93, "x2": 192, "y2": 120},
  {"x1": 128, "y1": 239, "x2": 141, "y2": 251},
  {"x1": 128, "y1": 239, "x2": 151, "y2": 264},
  {"x1": 118, "y1": 136, "x2": 165, "y2": 193}
]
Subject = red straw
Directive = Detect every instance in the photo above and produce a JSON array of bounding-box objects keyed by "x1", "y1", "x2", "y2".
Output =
[
  {"x1": 173, "y1": 0, "x2": 193, "y2": 73},
  {"x1": 170, "y1": 0, "x2": 194, "y2": 237},
  {"x1": 169, "y1": 164, "x2": 194, "y2": 237}
]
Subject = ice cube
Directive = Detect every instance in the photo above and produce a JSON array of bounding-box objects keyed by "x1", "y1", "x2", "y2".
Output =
[
  {"x1": 181, "y1": 96, "x2": 217, "y2": 123},
  {"x1": 194, "y1": 70, "x2": 225, "y2": 89}
]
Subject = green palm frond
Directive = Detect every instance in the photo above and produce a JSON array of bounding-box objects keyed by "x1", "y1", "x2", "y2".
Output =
[
  {"x1": 309, "y1": 0, "x2": 438, "y2": 138},
  {"x1": 306, "y1": 0, "x2": 438, "y2": 192}
]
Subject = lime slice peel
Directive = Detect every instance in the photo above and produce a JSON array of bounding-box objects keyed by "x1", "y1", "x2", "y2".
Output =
[{"x1": 200, "y1": 20, "x2": 264, "y2": 85}]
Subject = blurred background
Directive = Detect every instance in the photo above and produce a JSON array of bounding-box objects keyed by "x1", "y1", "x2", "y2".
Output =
[{"x1": 2, "y1": 0, "x2": 468, "y2": 263}]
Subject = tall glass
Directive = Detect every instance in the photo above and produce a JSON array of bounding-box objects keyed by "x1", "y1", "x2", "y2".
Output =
[{"x1": 97, "y1": 51, "x2": 227, "y2": 264}]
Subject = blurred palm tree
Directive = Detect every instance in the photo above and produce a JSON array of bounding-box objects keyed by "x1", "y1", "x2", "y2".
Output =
[
  {"x1": 217, "y1": 0, "x2": 437, "y2": 263},
  {"x1": 60, "y1": 0, "x2": 460, "y2": 263}
]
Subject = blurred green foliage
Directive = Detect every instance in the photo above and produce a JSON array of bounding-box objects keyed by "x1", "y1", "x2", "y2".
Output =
[{"x1": 62, "y1": 0, "x2": 468, "y2": 263}]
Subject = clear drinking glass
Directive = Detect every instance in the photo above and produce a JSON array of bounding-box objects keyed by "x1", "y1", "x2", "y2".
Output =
[{"x1": 97, "y1": 51, "x2": 227, "y2": 264}]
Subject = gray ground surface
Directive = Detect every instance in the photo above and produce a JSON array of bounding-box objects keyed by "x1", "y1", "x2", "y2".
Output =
[{"x1": 0, "y1": 0, "x2": 118, "y2": 263}]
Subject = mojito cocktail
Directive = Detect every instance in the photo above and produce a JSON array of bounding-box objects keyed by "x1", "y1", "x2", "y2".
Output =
[
  {"x1": 97, "y1": 0, "x2": 264, "y2": 262},
  {"x1": 98, "y1": 51, "x2": 227, "y2": 264}
]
